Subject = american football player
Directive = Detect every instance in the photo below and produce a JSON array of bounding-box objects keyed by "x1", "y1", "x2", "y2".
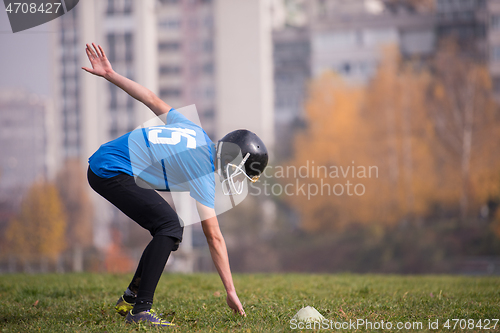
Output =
[{"x1": 83, "y1": 43, "x2": 268, "y2": 327}]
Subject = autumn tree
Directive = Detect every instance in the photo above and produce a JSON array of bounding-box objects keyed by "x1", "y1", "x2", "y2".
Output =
[
  {"x1": 56, "y1": 159, "x2": 94, "y2": 271},
  {"x1": 285, "y1": 71, "x2": 373, "y2": 231},
  {"x1": 286, "y1": 43, "x2": 500, "y2": 232},
  {"x1": 6, "y1": 181, "x2": 67, "y2": 270},
  {"x1": 427, "y1": 40, "x2": 500, "y2": 221},
  {"x1": 103, "y1": 227, "x2": 134, "y2": 273},
  {"x1": 360, "y1": 46, "x2": 439, "y2": 223}
]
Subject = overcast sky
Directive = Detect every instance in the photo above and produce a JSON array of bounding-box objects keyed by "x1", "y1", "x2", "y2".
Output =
[{"x1": 0, "y1": 7, "x2": 51, "y2": 96}]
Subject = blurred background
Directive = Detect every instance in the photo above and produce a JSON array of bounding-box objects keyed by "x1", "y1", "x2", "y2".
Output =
[{"x1": 1, "y1": 0, "x2": 500, "y2": 275}]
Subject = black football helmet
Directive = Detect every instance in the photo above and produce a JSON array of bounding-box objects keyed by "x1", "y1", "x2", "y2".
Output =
[{"x1": 216, "y1": 129, "x2": 269, "y2": 195}]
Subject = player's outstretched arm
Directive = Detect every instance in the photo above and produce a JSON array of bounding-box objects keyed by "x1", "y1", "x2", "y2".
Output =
[
  {"x1": 81, "y1": 43, "x2": 171, "y2": 116},
  {"x1": 197, "y1": 203, "x2": 246, "y2": 317}
]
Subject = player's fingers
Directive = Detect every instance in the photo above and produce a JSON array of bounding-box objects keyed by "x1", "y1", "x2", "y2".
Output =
[
  {"x1": 86, "y1": 45, "x2": 94, "y2": 60},
  {"x1": 92, "y1": 43, "x2": 101, "y2": 57},
  {"x1": 98, "y1": 44, "x2": 106, "y2": 58},
  {"x1": 85, "y1": 47, "x2": 94, "y2": 61},
  {"x1": 87, "y1": 43, "x2": 97, "y2": 58}
]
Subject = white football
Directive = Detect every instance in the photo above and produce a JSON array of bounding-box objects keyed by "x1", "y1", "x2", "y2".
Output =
[{"x1": 293, "y1": 306, "x2": 325, "y2": 322}]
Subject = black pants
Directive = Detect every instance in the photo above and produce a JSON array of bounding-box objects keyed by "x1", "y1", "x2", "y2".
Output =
[
  {"x1": 87, "y1": 166, "x2": 182, "y2": 312},
  {"x1": 87, "y1": 167, "x2": 183, "y2": 243}
]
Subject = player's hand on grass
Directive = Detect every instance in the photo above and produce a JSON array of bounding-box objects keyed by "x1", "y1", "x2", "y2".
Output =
[
  {"x1": 227, "y1": 290, "x2": 246, "y2": 317},
  {"x1": 82, "y1": 43, "x2": 113, "y2": 78}
]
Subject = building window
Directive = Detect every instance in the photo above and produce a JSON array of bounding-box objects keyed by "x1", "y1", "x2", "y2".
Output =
[
  {"x1": 107, "y1": 33, "x2": 116, "y2": 62},
  {"x1": 124, "y1": 0, "x2": 132, "y2": 14},
  {"x1": 159, "y1": 0, "x2": 180, "y2": 4},
  {"x1": 491, "y1": 45, "x2": 500, "y2": 61},
  {"x1": 125, "y1": 32, "x2": 133, "y2": 62},
  {"x1": 158, "y1": 41, "x2": 181, "y2": 51},
  {"x1": 107, "y1": 0, "x2": 132, "y2": 15},
  {"x1": 493, "y1": 77, "x2": 500, "y2": 94},
  {"x1": 203, "y1": 62, "x2": 213, "y2": 75},
  {"x1": 109, "y1": 126, "x2": 119, "y2": 139},
  {"x1": 363, "y1": 28, "x2": 398, "y2": 47},
  {"x1": 160, "y1": 65, "x2": 182, "y2": 74},
  {"x1": 317, "y1": 31, "x2": 358, "y2": 48},
  {"x1": 205, "y1": 87, "x2": 215, "y2": 99},
  {"x1": 492, "y1": 15, "x2": 500, "y2": 30},
  {"x1": 342, "y1": 63, "x2": 351, "y2": 74},
  {"x1": 159, "y1": 18, "x2": 181, "y2": 30},
  {"x1": 203, "y1": 40, "x2": 213, "y2": 52},
  {"x1": 109, "y1": 84, "x2": 118, "y2": 109},
  {"x1": 126, "y1": 95, "x2": 134, "y2": 109},
  {"x1": 106, "y1": 0, "x2": 115, "y2": 15},
  {"x1": 204, "y1": 108, "x2": 215, "y2": 119},
  {"x1": 203, "y1": 16, "x2": 213, "y2": 28},
  {"x1": 160, "y1": 88, "x2": 182, "y2": 98}
]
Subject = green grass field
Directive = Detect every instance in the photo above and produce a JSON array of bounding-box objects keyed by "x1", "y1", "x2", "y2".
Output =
[{"x1": 0, "y1": 273, "x2": 499, "y2": 332}]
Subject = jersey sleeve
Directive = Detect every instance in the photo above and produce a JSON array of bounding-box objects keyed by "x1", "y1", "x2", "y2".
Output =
[
  {"x1": 167, "y1": 109, "x2": 192, "y2": 125},
  {"x1": 189, "y1": 173, "x2": 216, "y2": 209},
  {"x1": 187, "y1": 141, "x2": 216, "y2": 209}
]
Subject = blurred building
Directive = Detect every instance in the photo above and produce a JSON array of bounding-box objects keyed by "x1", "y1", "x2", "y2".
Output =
[
  {"x1": 273, "y1": 27, "x2": 310, "y2": 161},
  {"x1": 271, "y1": 0, "x2": 436, "y2": 160},
  {"x1": 53, "y1": 0, "x2": 157, "y2": 161},
  {"x1": 215, "y1": 0, "x2": 275, "y2": 149},
  {"x1": 0, "y1": 90, "x2": 57, "y2": 205},
  {"x1": 157, "y1": 0, "x2": 216, "y2": 139},
  {"x1": 436, "y1": 0, "x2": 500, "y2": 97},
  {"x1": 156, "y1": 0, "x2": 276, "y2": 146},
  {"x1": 308, "y1": 0, "x2": 435, "y2": 83},
  {"x1": 489, "y1": 0, "x2": 500, "y2": 96},
  {"x1": 436, "y1": 0, "x2": 488, "y2": 59}
]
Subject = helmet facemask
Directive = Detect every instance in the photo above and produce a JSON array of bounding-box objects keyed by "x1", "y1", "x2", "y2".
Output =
[
  {"x1": 220, "y1": 152, "x2": 261, "y2": 195},
  {"x1": 217, "y1": 141, "x2": 260, "y2": 196}
]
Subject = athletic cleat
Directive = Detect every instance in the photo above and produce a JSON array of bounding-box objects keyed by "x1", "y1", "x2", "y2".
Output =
[
  {"x1": 115, "y1": 296, "x2": 134, "y2": 317},
  {"x1": 125, "y1": 309, "x2": 175, "y2": 327}
]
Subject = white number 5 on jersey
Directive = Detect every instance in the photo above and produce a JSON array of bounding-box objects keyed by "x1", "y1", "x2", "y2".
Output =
[{"x1": 148, "y1": 127, "x2": 197, "y2": 149}]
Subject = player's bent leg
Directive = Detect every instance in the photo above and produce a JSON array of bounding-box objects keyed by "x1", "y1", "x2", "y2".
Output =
[
  {"x1": 132, "y1": 235, "x2": 176, "y2": 314},
  {"x1": 87, "y1": 167, "x2": 181, "y2": 322},
  {"x1": 87, "y1": 167, "x2": 183, "y2": 240}
]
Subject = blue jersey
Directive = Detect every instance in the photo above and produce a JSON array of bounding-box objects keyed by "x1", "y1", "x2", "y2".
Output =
[{"x1": 89, "y1": 109, "x2": 216, "y2": 208}]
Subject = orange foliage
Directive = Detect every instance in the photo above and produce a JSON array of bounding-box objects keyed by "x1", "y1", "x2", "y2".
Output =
[
  {"x1": 6, "y1": 181, "x2": 67, "y2": 261},
  {"x1": 286, "y1": 44, "x2": 500, "y2": 232},
  {"x1": 56, "y1": 159, "x2": 94, "y2": 248},
  {"x1": 103, "y1": 229, "x2": 135, "y2": 273}
]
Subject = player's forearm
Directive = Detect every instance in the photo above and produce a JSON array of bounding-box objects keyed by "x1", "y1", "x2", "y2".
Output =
[
  {"x1": 207, "y1": 236, "x2": 236, "y2": 293},
  {"x1": 104, "y1": 70, "x2": 155, "y2": 107}
]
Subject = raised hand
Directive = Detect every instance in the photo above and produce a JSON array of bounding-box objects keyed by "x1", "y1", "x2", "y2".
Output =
[
  {"x1": 80, "y1": 42, "x2": 171, "y2": 116},
  {"x1": 82, "y1": 43, "x2": 113, "y2": 78}
]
